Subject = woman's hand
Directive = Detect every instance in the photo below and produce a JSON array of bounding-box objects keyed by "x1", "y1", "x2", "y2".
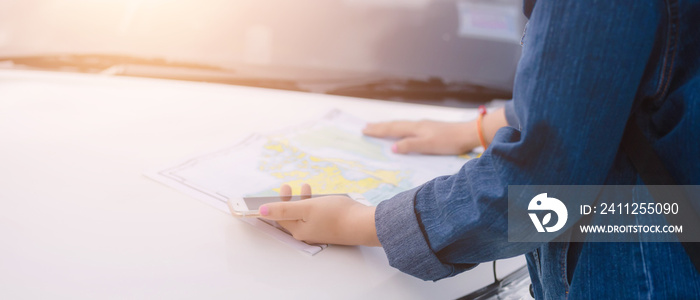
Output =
[
  {"x1": 363, "y1": 120, "x2": 478, "y2": 154},
  {"x1": 362, "y1": 107, "x2": 508, "y2": 155},
  {"x1": 259, "y1": 184, "x2": 380, "y2": 246}
]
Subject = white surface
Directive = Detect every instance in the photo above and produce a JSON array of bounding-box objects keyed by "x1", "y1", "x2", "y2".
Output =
[{"x1": 0, "y1": 69, "x2": 525, "y2": 299}]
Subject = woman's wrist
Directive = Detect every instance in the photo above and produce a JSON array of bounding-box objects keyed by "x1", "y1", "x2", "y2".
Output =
[
  {"x1": 345, "y1": 204, "x2": 380, "y2": 247},
  {"x1": 457, "y1": 120, "x2": 481, "y2": 152},
  {"x1": 482, "y1": 107, "x2": 508, "y2": 145}
]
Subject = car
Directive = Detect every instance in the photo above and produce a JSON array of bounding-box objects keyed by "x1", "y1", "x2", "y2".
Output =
[
  {"x1": 0, "y1": 0, "x2": 531, "y2": 299},
  {"x1": 0, "y1": 0, "x2": 524, "y2": 105}
]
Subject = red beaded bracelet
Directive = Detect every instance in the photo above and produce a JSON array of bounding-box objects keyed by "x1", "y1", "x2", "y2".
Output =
[{"x1": 476, "y1": 105, "x2": 489, "y2": 150}]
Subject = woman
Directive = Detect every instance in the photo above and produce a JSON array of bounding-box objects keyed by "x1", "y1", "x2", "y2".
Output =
[{"x1": 258, "y1": 1, "x2": 700, "y2": 298}]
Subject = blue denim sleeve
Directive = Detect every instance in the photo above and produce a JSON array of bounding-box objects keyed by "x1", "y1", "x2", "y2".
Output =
[
  {"x1": 375, "y1": 0, "x2": 661, "y2": 281},
  {"x1": 375, "y1": 187, "x2": 477, "y2": 280},
  {"x1": 503, "y1": 100, "x2": 519, "y2": 128}
]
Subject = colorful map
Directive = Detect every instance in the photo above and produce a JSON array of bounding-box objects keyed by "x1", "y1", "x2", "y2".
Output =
[{"x1": 149, "y1": 109, "x2": 477, "y2": 208}]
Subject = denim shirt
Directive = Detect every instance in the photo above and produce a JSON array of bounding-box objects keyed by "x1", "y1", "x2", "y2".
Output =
[{"x1": 374, "y1": 1, "x2": 700, "y2": 299}]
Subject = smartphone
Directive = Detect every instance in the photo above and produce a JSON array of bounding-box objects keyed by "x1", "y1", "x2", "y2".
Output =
[{"x1": 227, "y1": 193, "x2": 367, "y2": 218}]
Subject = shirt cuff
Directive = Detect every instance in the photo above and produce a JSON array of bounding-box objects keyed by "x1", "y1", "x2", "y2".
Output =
[
  {"x1": 375, "y1": 186, "x2": 476, "y2": 281},
  {"x1": 503, "y1": 99, "x2": 520, "y2": 129}
]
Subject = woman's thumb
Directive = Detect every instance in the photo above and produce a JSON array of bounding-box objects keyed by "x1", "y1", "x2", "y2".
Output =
[{"x1": 259, "y1": 202, "x2": 304, "y2": 221}]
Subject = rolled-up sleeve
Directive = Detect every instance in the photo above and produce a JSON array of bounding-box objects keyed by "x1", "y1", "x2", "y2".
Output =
[
  {"x1": 375, "y1": 187, "x2": 476, "y2": 281},
  {"x1": 375, "y1": 0, "x2": 660, "y2": 281}
]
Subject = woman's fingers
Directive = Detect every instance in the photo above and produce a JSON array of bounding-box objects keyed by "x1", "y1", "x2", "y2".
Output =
[
  {"x1": 260, "y1": 201, "x2": 305, "y2": 221},
  {"x1": 279, "y1": 184, "x2": 312, "y2": 201},
  {"x1": 300, "y1": 183, "x2": 312, "y2": 199},
  {"x1": 280, "y1": 184, "x2": 292, "y2": 201},
  {"x1": 393, "y1": 137, "x2": 431, "y2": 154},
  {"x1": 362, "y1": 121, "x2": 418, "y2": 138}
]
